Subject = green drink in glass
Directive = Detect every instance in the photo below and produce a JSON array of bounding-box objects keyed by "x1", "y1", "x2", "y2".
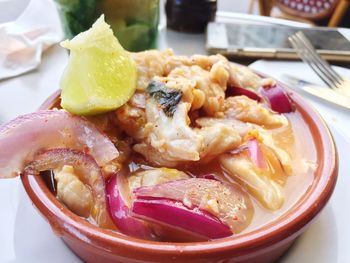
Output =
[{"x1": 55, "y1": 0, "x2": 159, "y2": 52}]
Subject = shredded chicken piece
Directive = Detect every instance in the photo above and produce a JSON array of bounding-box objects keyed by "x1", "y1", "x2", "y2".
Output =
[
  {"x1": 224, "y1": 96, "x2": 288, "y2": 128},
  {"x1": 55, "y1": 165, "x2": 93, "y2": 218}
]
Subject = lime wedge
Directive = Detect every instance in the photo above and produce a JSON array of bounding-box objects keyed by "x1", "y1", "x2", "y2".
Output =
[{"x1": 60, "y1": 15, "x2": 137, "y2": 115}]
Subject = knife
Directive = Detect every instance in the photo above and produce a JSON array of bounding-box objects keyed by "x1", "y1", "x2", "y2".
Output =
[{"x1": 281, "y1": 74, "x2": 350, "y2": 111}]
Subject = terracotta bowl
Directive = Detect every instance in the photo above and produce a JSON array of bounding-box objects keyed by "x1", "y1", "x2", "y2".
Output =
[{"x1": 21, "y1": 82, "x2": 338, "y2": 263}]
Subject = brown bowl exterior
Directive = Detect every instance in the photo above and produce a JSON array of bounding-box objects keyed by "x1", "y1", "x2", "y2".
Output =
[{"x1": 21, "y1": 83, "x2": 338, "y2": 263}]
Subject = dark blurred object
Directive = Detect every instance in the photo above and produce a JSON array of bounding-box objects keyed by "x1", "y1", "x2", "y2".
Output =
[
  {"x1": 256, "y1": 0, "x2": 350, "y2": 27},
  {"x1": 165, "y1": 0, "x2": 217, "y2": 33}
]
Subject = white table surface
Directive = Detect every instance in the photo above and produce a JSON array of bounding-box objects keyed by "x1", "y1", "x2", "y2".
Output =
[{"x1": 1, "y1": 1, "x2": 350, "y2": 263}]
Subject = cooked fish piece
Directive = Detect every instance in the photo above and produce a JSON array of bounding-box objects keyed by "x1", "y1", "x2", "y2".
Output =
[
  {"x1": 130, "y1": 49, "x2": 174, "y2": 91},
  {"x1": 133, "y1": 103, "x2": 202, "y2": 166},
  {"x1": 164, "y1": 53, "x2": 230, "y2": 75},
  {"x1": 196, "y1": 117, "x2": 251, "y2": 136},
  {"x1": 134, "y1": 121, "x2": 243, "y2": 167},
  {"x1": 195, "y1": 123, "x2": 241, "y2": 163},
  {"x1": 220, "y1": 155, "x2": 284, "y2": 211},
  {"x1": 168, "y1": 65, "x2": 226, "y2": 116},
  {"x1": 128, "y1": 168, "x2": 190, "y2": 190},
  {"x1": 224, "y1": 96, "x2": 288, "y2": 128},
  {"x1": 256, "y1": 127, "x2": 293, "y2": 175},
  {"x1": 133, "y1": 80, "x2": 244, "y2": 166},
  {"x1": 134, "y1": 95, "x2": 203, "y2": 166},
  {"x1": 228, "y1": 64, "x2": 265, "y2": 90},
  {"x1": 175, "y1": 53, "x2": 266, "y2": 90},
  {"x1": 132, "y1": 49, "x2": 268, "y2": 94},
  {"x1": 55, "y1": 165, "x2": 93, "y2": 218},
  {"x1": 152, "y1": 75, "x2": 206, "y2": 111},
  {"x1": 114, "y1": 92, "x2": 147, "y2": 140}
]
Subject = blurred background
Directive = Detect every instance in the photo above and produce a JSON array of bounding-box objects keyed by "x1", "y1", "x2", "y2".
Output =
[{"x1": 0, "y1": 1, "x2": 252, "y2": 24}]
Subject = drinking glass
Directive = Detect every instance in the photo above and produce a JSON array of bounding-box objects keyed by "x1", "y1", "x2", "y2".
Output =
[{"x1": 55, "y1": 0, "x2": 160, "y2": 52}]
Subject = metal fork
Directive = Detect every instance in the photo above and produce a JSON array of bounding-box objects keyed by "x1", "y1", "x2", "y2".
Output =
[{"x1": 288, "y1": 31, "x2": 348, "y2": 91}]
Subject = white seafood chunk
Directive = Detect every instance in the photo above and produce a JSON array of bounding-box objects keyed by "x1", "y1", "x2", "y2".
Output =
[
  {"x1": 134, "y1": 100, "x2": 203, "y2": 166},
  {"x1": 130, "y1": 49, "x2": 174, "y2": 91},
  {"x1": 55, "y1": 165, "x2": 93, "y2": 218},
  {"x1": 220, "y1": 155, "x2": 284, "y2": 210},
  {"x1": 256, "y1": 127, "x2": 293, "y2": 175},
  {"x1": 115, "y1": 94, "x2": 147, "y2": 140},
  {"x1": 224, "y1": 96, "x2": 288, "y2": 128},
  {"x1": 168, "y1": 65, "x2": 226, "y2": 116},
  {"x1": 196, "y1": 123, "x2": 241, "y2": 163},
  {"x1": 134, "y1": 95, "x2": 243, "y2": 166},
  {"x1": 196, "y1": 117, "x2": 251, "y2": 136},
  {"x1": 228, "y1": 63, "x2": 265, "y2": 90},
  {"x1": 128, "y1": 168, "x2": 190, "y2": 190}
]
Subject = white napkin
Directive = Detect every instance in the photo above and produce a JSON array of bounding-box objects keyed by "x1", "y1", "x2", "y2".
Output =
[{"x1": 0, "y1": 0, "x2": 63, "y2": 80}]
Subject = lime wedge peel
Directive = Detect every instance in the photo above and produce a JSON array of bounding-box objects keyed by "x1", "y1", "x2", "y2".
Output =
[
  {"x1": 59, "y1": 15, "x2": 137, "y2": 116},
  {"x1": 61, "y1": 14, "x2": 118, "y2": 52}
]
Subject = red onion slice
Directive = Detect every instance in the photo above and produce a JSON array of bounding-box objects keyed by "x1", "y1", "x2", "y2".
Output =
[
  {"x1": 106, "y1": 175, "x2": 155, "y2": 240},
  {"x1": 132, "y1": 197, "x2": 232, "y2": 239},
  {"x1": 260, "y1": 85, "x2": 293, "y2": 113},
  {"x1": 259, "y1": 143, "x2": 288, "y2": 185},
  {"x1": 226, "y1": 86, "x2": 261, "y2": 101},
  {"x1": 24, "y1": 148, "x2": 114, "y2": 228},
  {"x1": 233, "y1": 139, "x2": 285, "y2": 182},
  {"x1": 197, "y1": 174, "x2": 219, "y2": 181},
  {"x1": 0, "y1": 110, "x2": 118, "y2": 178},
  {"x1": 247, "y1": 139, "x2": 268, "y2": 169},
  {"x1": 134, "y1": 178, "x2": 254, "y2": 234}
]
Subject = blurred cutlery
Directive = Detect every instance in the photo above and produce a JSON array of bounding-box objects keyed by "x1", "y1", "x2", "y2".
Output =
[
  {"x1": 282, "y1": 74, "x2": 350, "y2": 111},
  {"x1": 288, "y1": 31, "x2": 350, "y2": 97}
]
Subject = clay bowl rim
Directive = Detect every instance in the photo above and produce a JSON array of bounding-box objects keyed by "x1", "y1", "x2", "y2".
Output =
[{"x1": 21, "y1": 80, "x2": 338, "y2": 257}]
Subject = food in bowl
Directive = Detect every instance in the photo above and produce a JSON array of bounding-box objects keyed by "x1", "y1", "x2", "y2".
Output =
[{"x1": 0, "y1": 16, "x2": 319, "y2": 245}]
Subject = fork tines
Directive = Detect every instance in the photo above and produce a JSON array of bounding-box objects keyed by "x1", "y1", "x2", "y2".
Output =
[{"x1": 288, "y1": 31, "x2": 345, "y2": 90}]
